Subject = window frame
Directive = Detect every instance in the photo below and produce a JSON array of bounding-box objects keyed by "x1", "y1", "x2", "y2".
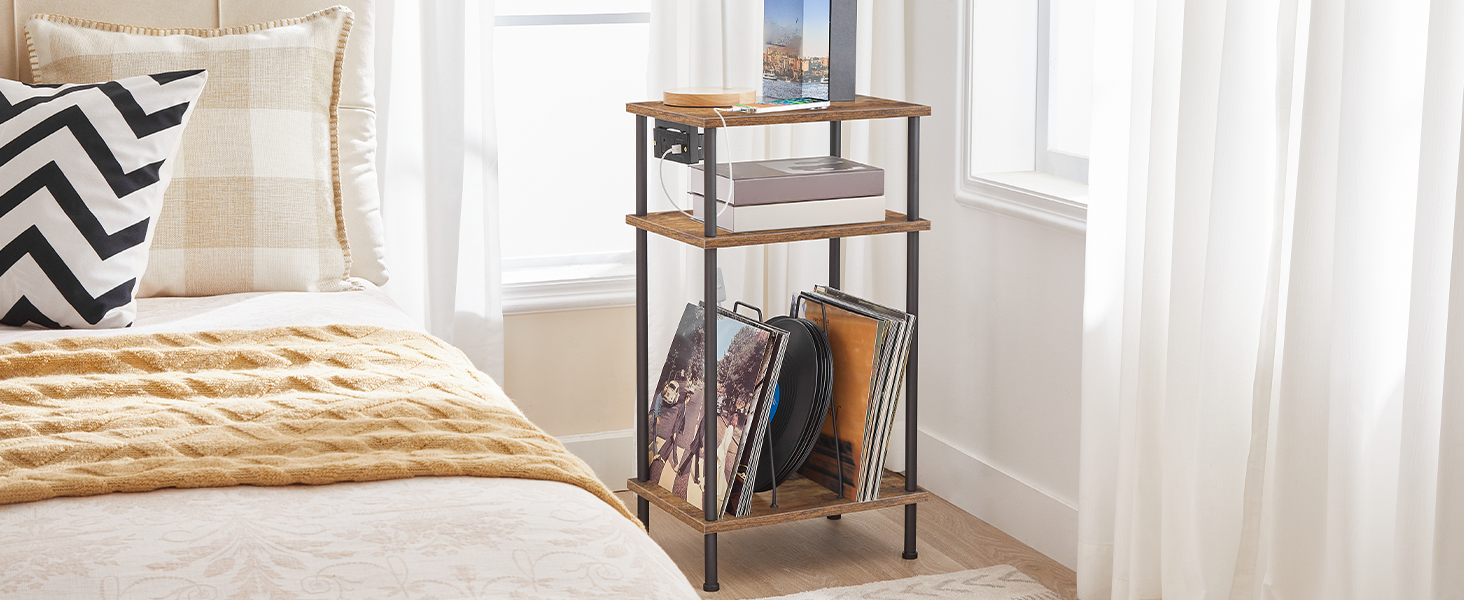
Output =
[
  {"x1": 493, "y1": 9, "x2": 651, "y2": 313},
  {"x1": 956, "y1": 0, "x2": 1088, "y2": 234},
  {"x1": 1034, "y1": 0, "x2": 1089, "y2": 184}
]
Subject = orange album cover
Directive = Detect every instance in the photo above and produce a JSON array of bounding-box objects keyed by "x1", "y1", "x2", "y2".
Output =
[{"x1": 797, "y1": 301, "x2": 877, "y2": 499}]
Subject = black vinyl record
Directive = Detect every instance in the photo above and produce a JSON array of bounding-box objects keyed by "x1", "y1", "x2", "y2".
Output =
[{"x1": 753, "y1": 316, "x2": 832, "y2": 492}]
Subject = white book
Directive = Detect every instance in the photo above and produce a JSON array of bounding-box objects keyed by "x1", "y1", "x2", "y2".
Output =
[{"x1": 689, "y1": 194, "x2": 885, "y2": 233}]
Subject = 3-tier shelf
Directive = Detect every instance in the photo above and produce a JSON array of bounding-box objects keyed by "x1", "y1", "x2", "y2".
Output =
[{"x1": 626, "y1": 96, "x2": 931, "y2": 593}]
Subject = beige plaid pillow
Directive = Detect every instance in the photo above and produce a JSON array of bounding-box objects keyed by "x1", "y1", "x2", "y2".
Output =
[{"x1": 25, "y1": 6, "x2": 359, "y2": 296}]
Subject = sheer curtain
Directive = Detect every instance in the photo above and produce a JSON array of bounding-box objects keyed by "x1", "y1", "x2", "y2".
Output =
[
  {"x1": 373, "y1": 0, "x2": 504, "y2": 382},
  {"x1": 645, "y1": 1, "x2": 911, "y2": 461},
  {"x1": 1079, "y1": 0, "x2": 1464, "y2": 598}
]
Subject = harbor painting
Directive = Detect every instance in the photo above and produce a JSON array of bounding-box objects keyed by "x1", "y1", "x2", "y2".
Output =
[{"x1": 762, "y1": 0, "x2": 830, "y2": 100}]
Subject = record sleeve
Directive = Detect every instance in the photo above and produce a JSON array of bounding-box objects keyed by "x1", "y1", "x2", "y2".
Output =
[
  {"x1": 648, "y1": 303, "x2": 786, "y2": 517},
  {"x1": 794, "y1": 289, "x2": 914, "y2": 501},
  {"x1": 812, "y1": 287, "x2": 914, "y2": 499},
  {"x1": 794, "y1": 296, "x2": 879, "y2": 500},
  {"x1": 722, "y1": 308, "x2": 788, "y2": 516}
]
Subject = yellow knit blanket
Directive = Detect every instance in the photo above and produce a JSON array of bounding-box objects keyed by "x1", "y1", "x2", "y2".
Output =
[{"x1": 0, "y1": 325, "x2": 633, "y2": 521}]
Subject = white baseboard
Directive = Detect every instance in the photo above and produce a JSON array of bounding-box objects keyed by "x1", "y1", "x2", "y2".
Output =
[
  {"x1": 917, "y1": 430, "x2": 1078, "y2": 570},
  {"x1": 557, "y1": 429, "x2": 636, "y2": 491}
]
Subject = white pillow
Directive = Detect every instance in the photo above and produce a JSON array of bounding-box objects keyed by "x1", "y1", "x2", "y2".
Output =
[
  {"x1": 28, "y1": 7, "x2": 365, "y2": 296},
  {"x1": 219, "y1": 0, "x2": 388, "y2": 287},
  {"x1": 0, "y1": 70, "x2": 206, "y2": 328}
]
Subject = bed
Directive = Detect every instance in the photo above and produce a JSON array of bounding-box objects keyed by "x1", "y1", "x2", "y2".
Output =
[
  {"x1": 1, "y1": 287, "x2": 696, "y2": 599},
  {"x1": 0, "y1": 1, "x2": 698, "y2": 598}
]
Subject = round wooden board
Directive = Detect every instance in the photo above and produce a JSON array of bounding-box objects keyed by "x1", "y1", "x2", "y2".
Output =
[{"x1": 663, "y1": 87, "x2": 755, "y2": 107}]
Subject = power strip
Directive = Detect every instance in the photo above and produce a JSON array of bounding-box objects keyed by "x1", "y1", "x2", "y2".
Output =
[{"x1": 654, "y1": 119, "x2": 702, "y2": 165}]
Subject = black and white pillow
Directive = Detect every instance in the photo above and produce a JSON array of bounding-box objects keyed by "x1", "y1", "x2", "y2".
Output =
[{"x1": 0, "y1": 70, "x2": 206, "y2": 329}]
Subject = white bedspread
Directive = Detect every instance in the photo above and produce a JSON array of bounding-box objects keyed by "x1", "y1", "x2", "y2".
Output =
[
  {"x1": 0, "y1": 288, "x2": 698, "y2": 599},
  {"x1": 0, "y1": 286, "x2": 425, "y2": 343}
]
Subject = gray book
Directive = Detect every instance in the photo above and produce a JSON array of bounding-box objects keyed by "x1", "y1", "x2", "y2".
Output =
[{"x1": 688, "y1": 156, "x2": 884, "y2": 206}]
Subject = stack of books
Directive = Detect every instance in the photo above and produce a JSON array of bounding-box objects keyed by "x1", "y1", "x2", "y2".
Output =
[
  {"x1": 688, "y1": 156, "x2": 885, "y2": 233},
  {"x1": 792, "y1": 286, "x2": 914, "y2": 502}
]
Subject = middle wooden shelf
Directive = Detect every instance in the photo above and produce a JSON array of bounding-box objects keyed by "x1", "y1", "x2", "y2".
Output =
[{"x1": 626, "y1": 209, "x2": 931, "y2": 249}]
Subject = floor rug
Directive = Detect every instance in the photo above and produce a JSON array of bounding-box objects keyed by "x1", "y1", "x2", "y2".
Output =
[{"x1": 752, "y1": 565, "x2": 1063, "y2": 600}]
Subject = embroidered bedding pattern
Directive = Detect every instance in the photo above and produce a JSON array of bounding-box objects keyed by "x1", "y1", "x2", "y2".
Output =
[
  {"x1": 25, "y1": 7, "x2": 359, "y2": 296},
  {"x1": 0, "y1": 478, "x2": 697, "y2": 599},
  {"x1": 0, "y1": 70, "x2": 206, "y2": 328}
]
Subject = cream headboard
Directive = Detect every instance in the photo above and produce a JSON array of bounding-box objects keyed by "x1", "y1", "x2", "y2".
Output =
[{"x1": 2, "y1": 0, "x2": 374, "y2": 85}]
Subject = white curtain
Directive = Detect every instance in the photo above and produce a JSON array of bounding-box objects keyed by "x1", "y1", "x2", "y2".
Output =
[
  {"x1": 645, "y1": 2, "x2": 910, "y2": 461},
  {"x1": 374, "y1": 0, "x2": 504, "y2": 382},
  {"x1": 1079, "y1": 0, "x2": 1464, "y2": 598}
]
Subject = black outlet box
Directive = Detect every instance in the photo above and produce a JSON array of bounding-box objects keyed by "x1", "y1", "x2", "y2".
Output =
[{"x1": 654, "y1": 120, "x2": 703, "y2": 165}]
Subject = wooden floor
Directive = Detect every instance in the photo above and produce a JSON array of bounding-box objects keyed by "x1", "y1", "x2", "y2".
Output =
[{"x1": 617, "y1": 491, "x2": 1076, "y2": 600}]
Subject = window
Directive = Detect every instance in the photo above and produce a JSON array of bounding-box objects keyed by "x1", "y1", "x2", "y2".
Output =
[
  {"x1": 494, "y1": 1, "x2": 650, "y2": 313},
  {"x1": 959, "y1": 0, "x2": 1090, "y2": 233},
  {"x1": 1038, "y1": 0, "x2": 1091, "y2": 183}
]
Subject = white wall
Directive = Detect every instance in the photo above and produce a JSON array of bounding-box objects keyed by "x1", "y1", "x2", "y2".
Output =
[
  {"x1": 504, "y1": 308, "x2": 638, "y2": 488},
  {"x1": 908, "y1": 0, "x2": 1084, "y2": 569},
  {"x1": 504, "y1": 307, "x2": 635, "y2": 437}
]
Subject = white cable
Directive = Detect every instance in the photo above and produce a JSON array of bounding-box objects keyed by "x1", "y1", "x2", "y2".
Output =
[
  {"x1": 711, "y1": 107, "x2": 736, "y2": 214},
  {"x1": 658, "y1": 146, "x2": 697, "y2": 221},
  {"x1": 656, "y1": 110, "x2": 738, "y2": 221}
]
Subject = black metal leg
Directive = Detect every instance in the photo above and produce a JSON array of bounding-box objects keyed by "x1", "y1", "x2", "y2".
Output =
[
  {"x1": 635, "y1": 115, "x2": 651, "y2": 528},
  {"x1": 829, "y1": 121, "x2": 842, "y2": 290},
  {"x1": 701, "y1": 126, "x2": 722, "y2": 593},
  {"x1": 704, "y1": 533, "x2": 720, "y2": 592},
  {"x1": 703, "y1": 246, "x2": 719, "y2": 524},
  {"x1": 903, "y1": 505, "x2": 918, "y2": 559},
  {"x1": 829, "y1": 239, "x2": 840, "y2": 289},
  {"x1": 903, "y1": 116, "x2": 921, "y2": 560},
  {"x1": 638, "y1": 495, "x2": 650, "y2": 530},
  {"x1": 826, "y1": 116, "x2": 847, "y2": 509}
]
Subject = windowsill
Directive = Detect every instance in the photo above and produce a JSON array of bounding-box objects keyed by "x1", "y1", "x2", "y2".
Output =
[
  {"x1": 956, "y1": 170, "x2": 1087, "y2": 234},
  {"x1": 502, "y1": 253, "x2": 635, "y2": 315}
]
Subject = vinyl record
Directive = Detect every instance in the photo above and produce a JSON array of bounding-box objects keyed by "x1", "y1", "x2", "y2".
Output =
[
  {"x1": 752, "y1": 316, "x2": 832, "y2": 492},
  {"x1": 790, "y1": 315, "x2": 833, "y2": 482},
  {"x1": 794, "y1": 315, "x2": 834, "y2": 467}
]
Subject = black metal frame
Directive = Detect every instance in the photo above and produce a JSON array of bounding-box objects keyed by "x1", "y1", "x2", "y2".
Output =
[{"x1": 634, "y1": 114, "x2": 922, "y2": 592}]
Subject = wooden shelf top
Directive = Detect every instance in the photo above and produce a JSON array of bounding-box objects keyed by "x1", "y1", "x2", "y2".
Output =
[
  {"x1": 628, "y1": 470, "x2": 929, "y2": 534},
  {"x1": 627, "y1": 95, "x2": 930, "y2": 128},
  {"x1": 627, "y1": 210, "x2": 929, "y2": 249}
]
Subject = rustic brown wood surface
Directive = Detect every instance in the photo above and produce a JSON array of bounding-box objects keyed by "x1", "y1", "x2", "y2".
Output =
[
  {"x1": 627, "y1": 471, "x2": 930, "y2": 534},
  {"x1": 627, "y1": 95, "x2": 931, "y2": 128},
  {"x1": 662, "y1": 87, "x2": 756, "y2": 107},
  {"x1": 626, "y1": 210, "x2": 930, "y2": 249},
  {"x1": 617, "y1": 490, "x2": 1077, "y2": 600}
]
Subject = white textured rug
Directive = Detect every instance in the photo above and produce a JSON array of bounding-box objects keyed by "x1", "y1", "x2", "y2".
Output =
[{"x1": 753, "y1": 565, "x2": 1063, "y2": 600}]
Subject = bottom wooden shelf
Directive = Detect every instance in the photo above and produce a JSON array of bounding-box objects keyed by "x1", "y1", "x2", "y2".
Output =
[{"x1": 628, "y1": 469, "x2": 929, "y2": 534}]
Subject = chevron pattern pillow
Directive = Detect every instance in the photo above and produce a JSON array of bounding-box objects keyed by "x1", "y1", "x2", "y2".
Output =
[{"x1": 0, "y1": 70, "x2": 206, "y2": 329}]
